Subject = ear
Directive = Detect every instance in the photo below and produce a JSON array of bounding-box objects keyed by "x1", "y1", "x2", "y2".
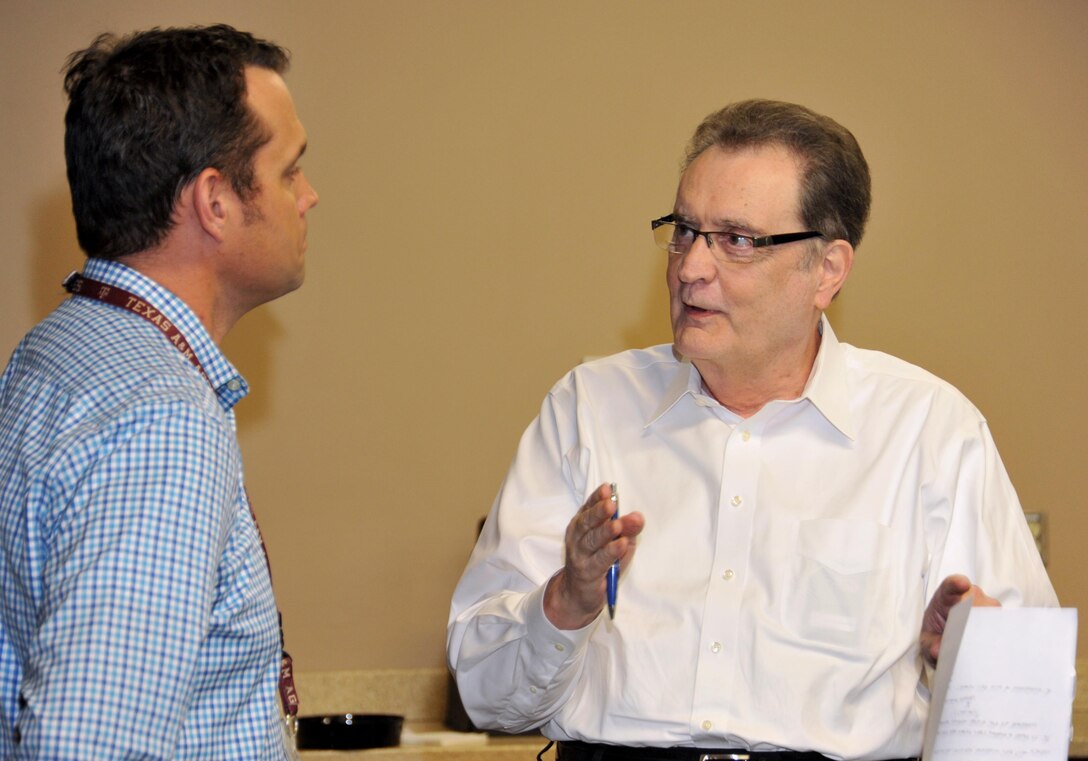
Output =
[
  {"x1": 190, "y1": 167, "x2": 238, "y2": 243},
  {"x1": 814, "y1": 239, "x2": 854, "y2": 310}
]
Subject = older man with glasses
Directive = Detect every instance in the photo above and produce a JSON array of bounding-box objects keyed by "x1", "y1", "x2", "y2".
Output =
[{"x1": 447, "y1": 99, "x2": 1056, "y2": 761}]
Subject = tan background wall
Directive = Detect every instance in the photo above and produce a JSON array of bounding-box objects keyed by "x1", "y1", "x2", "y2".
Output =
[{"x1": 1, "y1": 0, "x2": 1085, "y2": 672}]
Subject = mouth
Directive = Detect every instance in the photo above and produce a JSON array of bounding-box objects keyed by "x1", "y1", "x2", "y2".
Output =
[{"x1": 682, "y1": 300, "x2": 718, "y2": 318}]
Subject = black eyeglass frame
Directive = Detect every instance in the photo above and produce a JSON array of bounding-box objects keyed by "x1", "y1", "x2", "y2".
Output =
[{"x1": 650, "y1": 214, "x2": 824, "y2": 253}]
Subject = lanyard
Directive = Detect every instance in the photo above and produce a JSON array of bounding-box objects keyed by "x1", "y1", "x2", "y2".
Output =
[{"x1": 63, "y1": 271, "x2": 299, "y2": 719}]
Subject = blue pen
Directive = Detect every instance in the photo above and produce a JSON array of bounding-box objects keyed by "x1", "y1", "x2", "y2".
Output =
[{"x1": 607, "y1": 482, "x2": 619, "y2": 620}]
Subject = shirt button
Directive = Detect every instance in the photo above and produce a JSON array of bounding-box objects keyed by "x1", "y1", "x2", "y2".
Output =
[
  {"x1": 741, "y1": 430, "x2": 751, "y2": 441},
  {"x1": 227, "y1": 379, "x2": 242, "y2": 391},
  {"x1": 730, "y1": 495, "x2": 742, "y2": 507},
  {"x1": 529, "y1": 686, "x2": 538, "y2": 694},
  {"x1": 722, "y1": 569, "x2": 735, "y2": 581},
  {"x1": 554, "y1": 643, "x2": 565, "y2": 652},
  {"x1": 702, "y1": 720, "x2": 713, "y2": 731},
  {"x1": 710, "y1": 641, "x2": 722, "y2": 653}
]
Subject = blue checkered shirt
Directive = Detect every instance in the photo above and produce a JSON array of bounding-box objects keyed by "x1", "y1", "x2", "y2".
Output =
[{"x1": 0, "y1": 259, "x2": 287, "y2": 759}]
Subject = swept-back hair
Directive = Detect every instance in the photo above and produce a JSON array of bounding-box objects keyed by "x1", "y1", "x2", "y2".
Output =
[
  {"x1": 684, "y1": 99, "x2": 871, "y2": 248},
  {"x1": 63, "y1": 24, "x2": 290, "y2": 259}
]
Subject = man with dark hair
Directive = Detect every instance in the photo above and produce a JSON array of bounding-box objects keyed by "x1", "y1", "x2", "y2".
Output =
[
  {"x1": 447, "y1": 100, "x2": 1055, "y2": 761},
  {"x1": 0, "y1": 24, "x2": 318, "y2": 759}
]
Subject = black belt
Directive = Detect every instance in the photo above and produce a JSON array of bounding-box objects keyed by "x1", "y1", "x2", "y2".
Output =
[{"x1": 556, "y1": 741, "x2": 917, "y2": 761}]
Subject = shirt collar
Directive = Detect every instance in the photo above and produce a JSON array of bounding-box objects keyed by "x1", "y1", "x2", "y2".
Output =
[
  {"x1": 81, "y1": 258, "x2": 249, "y2": 409},
  {"x1": 801, "y1": 314, "x2": 856, "y2": 440},
  {"x1": 645, "y1": 314, "x2": 856, "y2": 440},
  {"x1": 646, "y1": 351, "x2": 703, "y2": 426}
]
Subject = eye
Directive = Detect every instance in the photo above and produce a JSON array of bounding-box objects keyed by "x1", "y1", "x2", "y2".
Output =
[
  {"x1": 672, "y1": 223, "x2": 697, "y2": 241},
  {"x1": 719, "y1": 232, "x2": 754, "y2": 250}
]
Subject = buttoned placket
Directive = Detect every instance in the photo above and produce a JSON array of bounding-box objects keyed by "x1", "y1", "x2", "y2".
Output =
[{"x1": 690, "y1": 397, "x2": 765, "y2": 741}]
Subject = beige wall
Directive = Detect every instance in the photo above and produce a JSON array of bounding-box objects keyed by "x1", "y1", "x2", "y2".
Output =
[{"x1": 2, "y1": 0, "x2": 1085, "y2": 671}]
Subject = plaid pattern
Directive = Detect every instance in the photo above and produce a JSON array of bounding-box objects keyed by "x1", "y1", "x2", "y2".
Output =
[{"x1": 0, "y1": 259, "x2": 286, "y2": 759}]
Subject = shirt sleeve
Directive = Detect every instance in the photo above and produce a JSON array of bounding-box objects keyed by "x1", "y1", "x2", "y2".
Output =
[
  {"x1": 14, "y1": 399, "x2": 240, "y2": 760},
  {"x1": 0, "y1": 627, "x2": 19, "y2": 758},
  {"x1": 447, "y1": 377, "x2": 601, "y2": 733},
  {"x1": 924, "y1": 416, "x2": 1058, "y2": 609}
]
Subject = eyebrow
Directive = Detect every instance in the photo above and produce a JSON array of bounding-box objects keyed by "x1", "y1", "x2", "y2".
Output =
[
  {"x1": 672, "y1": 209, "x2": 763, "y2": 235},
  {"x1": 283, "y1": 141, "x2": 307, "y2": 176}
]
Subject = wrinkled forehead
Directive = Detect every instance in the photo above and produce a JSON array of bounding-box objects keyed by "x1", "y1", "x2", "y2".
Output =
[{"x1": 674, "y1": 144, "x2": 806, "y2": 228}]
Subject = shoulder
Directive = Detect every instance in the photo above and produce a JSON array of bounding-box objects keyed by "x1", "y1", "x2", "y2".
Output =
[
  {"x1": 3, "y1": 301, "x2": 237, "y2": 495},
  {"x1": 839, "y1": 341, "x2": 988, "y2": 430},
  {"x1": 842, "y1": 343, "x2": 971, "y2": 395},
  {"x1": 9, "y1": 297, "x2": 224, "y2": 419},
  {"x1": 535, "y1": 345, "x2": 683, "y2": 427},
  {"x1": 553, "y1": 344, "x2": 680, "y2": 393}
]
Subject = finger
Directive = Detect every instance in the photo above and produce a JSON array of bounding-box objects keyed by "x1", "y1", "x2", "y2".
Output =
[
  {"x1": 940, "y1": 573, "x2": 971, "y2": 598},
  {"x1": 566, "y1": 493, "x2": 621, "y2": 573},
  {"x1": 967, "y1": 585, "x2": 1001, "y2": 608},
  {"x1": 572, "y1": 485, "x2": 616, "y2": 536},
  {"x1": 923, "y1": 637, "x2": 940, "y2": 666},
  {"x1": 594, "y1": 509, "x2": 644, "y2": 563},
  {"x1": 580, "y1": 483, "x2": 613, "y2": 512},
  {"x1": 583, "y1": 485, "x2": 625, "y2": 537},
  {"x1": 618, "y1": 511, "x2": 645, "y2": 539},
  {"x1": 568, "y1": 484, "x2": 611, "y2": 539},
  {"x1": 580, "y1": 519, "x2": 613, "y2": 557},
  {"x1": 921, "y1": 575, "x2": 987, "y2": 667},
  {"x1": 936, "y1": 574, "x2": 972, "y2": 612}
]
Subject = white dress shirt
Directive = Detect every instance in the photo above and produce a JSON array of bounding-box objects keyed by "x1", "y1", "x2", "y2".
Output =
[{"x1": 446, "y1": 316, "x2": 1057, "y2": 761}]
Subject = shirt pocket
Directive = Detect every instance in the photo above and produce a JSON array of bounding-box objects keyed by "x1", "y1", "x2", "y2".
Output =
[{"x1": 783, "y1": 518, "x2": 893, "y2": 653}]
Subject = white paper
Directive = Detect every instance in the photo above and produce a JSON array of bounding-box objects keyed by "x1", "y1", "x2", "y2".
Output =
[{"x1": 922, "y1": 601, "x2": 1078, "y2": 760}]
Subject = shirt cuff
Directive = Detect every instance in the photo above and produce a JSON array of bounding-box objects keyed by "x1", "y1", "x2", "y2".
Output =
[
  {"x1": 524, "y1": 579, "x2": 596, "y2": 654},
  {"x1": 505, "y1": 580, "x2": 596, "y2": 714}
]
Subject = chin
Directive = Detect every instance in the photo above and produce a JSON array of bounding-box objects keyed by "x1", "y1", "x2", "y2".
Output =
[
  {"x1": 275, "y1": 270, "x2": 305, "y2": 299},
  {"x1": 673, "y1": 330, "x2": 729, "y2": 364},
  {"x1": 673, "y1": 323, "x2": 706, "y2": 348}
]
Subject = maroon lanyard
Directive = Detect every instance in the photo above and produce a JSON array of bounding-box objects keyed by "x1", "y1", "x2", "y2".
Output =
[
  {"x1": 63, "y1": 272, "x2": 211, "y2": 384},
  {"x1": 63, "y1": 271, "x2": 299, "y2": 718}
]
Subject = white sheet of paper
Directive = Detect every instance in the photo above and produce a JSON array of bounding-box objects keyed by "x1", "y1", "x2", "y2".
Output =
[{"x1": 922, "y1": 600, "x2": 1078, "y2": 761}]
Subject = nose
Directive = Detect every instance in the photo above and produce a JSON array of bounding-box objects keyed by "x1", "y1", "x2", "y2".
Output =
[
  {"x1": 675, "y1": 232, "x2": 718, "y2": 283},
  {"x1": 298, "y1": 171, "x2": 319, "y2": 212}
]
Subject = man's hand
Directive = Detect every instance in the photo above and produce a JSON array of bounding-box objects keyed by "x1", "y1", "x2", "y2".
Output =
[
  {"x1": 920, "y1": 573, "x2": 1000, "y2": 666},
  {"x1": 543, "y1": 483, "x2": 645, "y2": 630}
]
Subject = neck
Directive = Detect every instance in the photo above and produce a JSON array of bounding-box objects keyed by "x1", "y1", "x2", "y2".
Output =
[
  {"x1": 696, "y1": 322, "x2": 823, "y2": 418},
  {"x1": 118, "y1": 249, "x2": 240, "y2": 345}
]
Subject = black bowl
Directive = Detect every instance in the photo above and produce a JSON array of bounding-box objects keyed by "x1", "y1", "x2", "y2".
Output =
[{"x1": 295, "y1": 713, "x2": 404, "y2": 750}]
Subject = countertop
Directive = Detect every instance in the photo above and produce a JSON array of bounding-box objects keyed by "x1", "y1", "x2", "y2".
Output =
[
  {"x1": 293, "y1": 669, "x2": 548, "y2": 760},
  {"x1": 293, "y1": 664, "x2": 1088, "y2": 759},
  {"x1": 298, "y1": 723, "x2": 548, "y2": 761}
]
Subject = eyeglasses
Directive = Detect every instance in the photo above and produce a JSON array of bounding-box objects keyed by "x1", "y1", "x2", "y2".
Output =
[{"x1": 651, "y1": 214, "x2": 824, "y2": 263}]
